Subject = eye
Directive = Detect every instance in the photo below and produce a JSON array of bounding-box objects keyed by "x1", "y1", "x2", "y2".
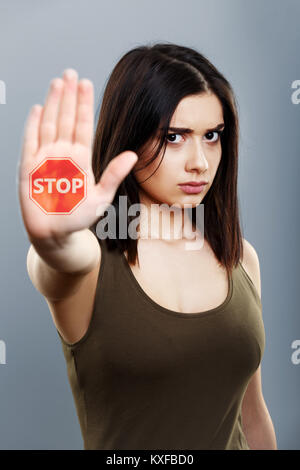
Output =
[
  {"x1": 166, "y1": 133, "x2": 183, "y2": 144},
  {"x1": 166, "y1": 130, "x2": 223, "y2": 145},
  {"x1": 203, "y1": 130, "x2": 223, "y2": 143}
]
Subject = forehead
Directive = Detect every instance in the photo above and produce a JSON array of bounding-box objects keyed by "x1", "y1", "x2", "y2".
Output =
[{"x1": 170, "y1": 92, "x2": 223, "y2": 128}]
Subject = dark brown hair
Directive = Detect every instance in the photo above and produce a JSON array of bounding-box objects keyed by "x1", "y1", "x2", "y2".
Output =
[{"x1": 91, "y1": 41, "x2": 244, "y2": 279}]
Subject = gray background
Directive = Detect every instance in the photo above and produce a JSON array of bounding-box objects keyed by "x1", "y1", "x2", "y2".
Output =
[{"x1": 0, "y1": 0, "x2": 299, "y2": 450}]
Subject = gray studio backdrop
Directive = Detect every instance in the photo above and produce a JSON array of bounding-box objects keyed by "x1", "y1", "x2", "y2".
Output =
[{"x1": 0, "y1": 0, "x2": 299, "y2": 450}]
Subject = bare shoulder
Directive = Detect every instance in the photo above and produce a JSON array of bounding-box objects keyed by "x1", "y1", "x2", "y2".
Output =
[{"x1": 240, "y1": 238, "x2": 261, "y2": 299}]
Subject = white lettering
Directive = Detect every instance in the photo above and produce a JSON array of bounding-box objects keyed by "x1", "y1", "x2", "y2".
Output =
[
  {"x1": 291, "y1": 80, "x2": 300, "y2": 104},
  {"x1": 0, "y1": 340, "x2": 6, "y2": 364},
  {"x1": 0, "y1": 80, "x2": 6, "y2": 104},
  {"x1": 33, "y1": 177, "x2": 84, "y2": 194}
]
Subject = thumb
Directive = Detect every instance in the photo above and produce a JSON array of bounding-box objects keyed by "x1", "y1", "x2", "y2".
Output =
[{"x1": 96, "y1": 151, "x2": 138, "y2": 198}]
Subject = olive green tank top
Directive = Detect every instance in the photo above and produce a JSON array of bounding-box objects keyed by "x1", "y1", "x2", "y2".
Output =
[{"x1": 56, "y1": 227, "x2": 265, "y2": 450}]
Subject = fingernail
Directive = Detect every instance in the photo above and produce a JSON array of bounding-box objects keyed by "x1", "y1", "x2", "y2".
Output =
[
  {"x1": 32, "y1": 104, "x2": 42, "y2": 116},
  {"x1": 64, "y1": 69, "x2": 78, "y2": 80},
  {"x1": 50, "y1": 78, "x2": 63, "y2": 90},
  {"x1": 80, "y1": 79, "x2": 92, "y2": 91}
]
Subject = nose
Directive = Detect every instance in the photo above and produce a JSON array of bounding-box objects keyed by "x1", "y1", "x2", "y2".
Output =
[{"x1": 185, "y1": 139, "x2": 208, "y2": 173}]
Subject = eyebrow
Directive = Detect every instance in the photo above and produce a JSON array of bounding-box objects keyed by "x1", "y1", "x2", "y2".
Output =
[{"x1": 160, "y1": 123, "x2": 225, "y2": 133}]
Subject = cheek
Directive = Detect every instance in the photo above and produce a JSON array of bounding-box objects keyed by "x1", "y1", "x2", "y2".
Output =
[
  {"x1": 205, "y1": 146, "x2": 222, "y2": 170},
  {"x1": 136, "y1": 154, "x2": 173, "y2": 186},
  {"x1": 212, "y1": 150, "x2": 222, "y2": 172},
  {"x1": 140, "y1": 169, "x2": 171, "y2": 196},
  {"x1": 137, "y1": 161, "x2": 177, "y2": 202},
  {"x1": 151, "y1": 158, "x2": 178, "y2": 192}
]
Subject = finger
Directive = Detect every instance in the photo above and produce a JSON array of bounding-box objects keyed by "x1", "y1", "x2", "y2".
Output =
[
  {"x1": 39, "y1": 78, "x2": 64, "y2": 146},
  {"x1": 57, "y1": 69, "x2": 78, "y2": 141},
  {"x1": 96, "y1": 151, "x2": 138, "y2": 201},
  {"x1": 74, "y1": 79, "x2": 94, "y2": 147},
  {"x1": 22, "y1": 104, "x2": 43, "y2": 158}
]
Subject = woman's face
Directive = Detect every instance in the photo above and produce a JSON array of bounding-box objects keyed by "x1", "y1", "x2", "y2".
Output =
[{"x1": 134, "y1": 91, "x2": 224, "y2": 208}]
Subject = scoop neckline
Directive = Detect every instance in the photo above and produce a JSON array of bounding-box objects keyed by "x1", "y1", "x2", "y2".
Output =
[{"x1": 120, "y1": 251, "x2": 235, "y2": 319}]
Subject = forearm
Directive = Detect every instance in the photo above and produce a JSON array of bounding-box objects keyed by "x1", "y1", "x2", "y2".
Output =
[
  {"x1": 28, "y1": 228, "x2": 99, "y2": 274},
  {"x1": 243, "y1": 412, "x2": 278, "y2": 450}
]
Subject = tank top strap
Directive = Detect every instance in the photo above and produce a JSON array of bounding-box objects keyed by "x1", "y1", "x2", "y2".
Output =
[
  {"x1": 236, "y1": 260, "x2": 262, "y2": 308},
  {"x1": 88, "y1": 222, "x2": 129, "y2": 283},
  {"x1": 89, "y1": 222, "x2": 113, "y2": 258}
]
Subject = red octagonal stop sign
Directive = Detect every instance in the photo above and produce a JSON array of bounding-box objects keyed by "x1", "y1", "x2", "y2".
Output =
[{"x1": 29, "y1": 157, "x2": 87, "y2": 214}]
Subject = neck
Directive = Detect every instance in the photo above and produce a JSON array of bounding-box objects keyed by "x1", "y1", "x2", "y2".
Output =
[{"x1": 136, "y1": 189, "x2": 201, "y2": 243}]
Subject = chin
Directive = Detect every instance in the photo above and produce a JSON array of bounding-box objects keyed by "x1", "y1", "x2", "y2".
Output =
[
  {"x1": 177, "y1": 194, "x2": 204, "y2": 207},
  {"x1": 165, "y1": 199, "x2": 202, "y2": 210}
]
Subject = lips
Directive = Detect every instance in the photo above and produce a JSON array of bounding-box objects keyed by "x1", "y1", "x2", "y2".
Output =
[
  {"x1": 178, "y1": 182, "x2": 208, "y2": 194},
  {"x1": 179, "y1": 181, "x2": 208, "y2": 186}
]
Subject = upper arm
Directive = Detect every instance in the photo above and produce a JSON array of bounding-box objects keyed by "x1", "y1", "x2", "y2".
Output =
[
  {"x1": 240, "y1": 238, "x2": 266, "y2": 427},
  {"x1": 45, "y1": 258, "x2": 101, "y2": 345},
  {"x1": 26, "y1": 239, "x2": 102, "y2": 345}
]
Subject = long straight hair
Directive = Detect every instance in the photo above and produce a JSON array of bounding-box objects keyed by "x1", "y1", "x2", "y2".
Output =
[{"x1": 91, "y1": 41, "x2": 244, "y2": 279}]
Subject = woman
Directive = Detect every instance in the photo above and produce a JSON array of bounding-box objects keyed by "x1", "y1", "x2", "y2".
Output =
[{"x1": 18, "y1": 42, "x2": 277, "y2": 450}]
